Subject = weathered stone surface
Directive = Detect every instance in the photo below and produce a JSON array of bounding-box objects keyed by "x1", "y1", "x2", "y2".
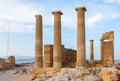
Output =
[
  {"x1": 63, "y1": 48, "x2": 76, "y2": 68},
  {"x1": 0, "y1": 56, "x2": 15, "y2": 70},
  {"x1": 90, "y1": 40, "x2": 94, "y2": 61},
  {"x1": 30, "y1": 74, "x2": 37, "y2": 80},
  {"x1": 8, "y1": 56, "x2": 15, "y2": 66},
  {"x1": 100, "y1": 68, "x2": 120, "y2": 81},
  {"x1": 100, "y1": 39, "x2": 103, "y2": 64},
  {"x1": 34, "y1": 76, "x2": 51, "y2": 81},
  {"x1": 88, "y1": 68, "x2": 101, "y2": 76},
  {"x1": 100, "y1": 31, "x2": 114, "y2": 65},
  {"x1": 44, "y1": 45, "x2": 53, "y2": 67},
  {"x1": 76, "y1": 6, "x2": 87, "y2": 68},
  {"x1": 45, "y1": 72, "x2": 100, "y2": 81},
  {"x1": 52, "y1": 11, "x2": 63, "y2": 68},
  {"x1": 34, "y1": 14, "x2": 43, "y2": 68},
  {"x1": 30, "y1": 65, "x2": 120, "y2": 81},
  {"x1": 47, "y1": 72, "x2": 78, "y2": 81},
  {"x1": 44, "y1": 44, "x2": 77, "y2": 68},
  {"x1": 83, "y1": 75, "x2": 101, "y2": 81},
  {"x1": 112, "y1": 63, "x2": 120, "y2": 70}
]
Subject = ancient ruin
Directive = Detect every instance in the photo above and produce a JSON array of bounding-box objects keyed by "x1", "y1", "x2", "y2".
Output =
[
  {"x1": 43, "y1": 31, "x2": 114, "y2": 68},
  {"x1": 76, "y1": 7, "x2": 86, "y2": 68},
  {"x1": 90, "y1": 40, "x2": 94, "y2": 62},
  {"x1": 30, "y1": 6, "x2": 115, "y2": 80},
  {"x1": 0, "y1": 56, "x2": 15, "y2": 70},
  {"x1": 44, "y1": 45, "x2": 53, "y2": 67},
  {"x1": 87, "y1": 31, "x2": 114, "y2": 67},
  {"x1": 52, "y1": 11, "x2": 63, "y2": 68},
  {"x1": 34, "y1": 14, "x2": 43, "y2": 69},
  {"x1": 44, "y1": 45, "x2": 76, "y2": 68},
  {"x1": 100, "y1": 31, "x2": 114, "y2": 65}
]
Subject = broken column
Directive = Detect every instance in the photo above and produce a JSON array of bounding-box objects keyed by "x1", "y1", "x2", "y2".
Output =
[
  {"x1": 52, "y1": 11, "x2": 63, "y2": 68},
  {"x1": 34, "y1": 14, "x2": 43, "y2": 68},
  {"x1": 90, "y1": 40, "x2": 94, "y2": 61},
  {"x1": 75, "y1": 6, "x2": 87, "y2": 68}
]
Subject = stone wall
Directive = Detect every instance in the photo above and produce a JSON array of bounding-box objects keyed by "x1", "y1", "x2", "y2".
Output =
[
  {"x1": 44, "y1": 44, "x2": 76, "y2": 68},
  {"x1": 62, "y1": 48, "x2": 76, "y2": 68},
  {"x1": 100, "y1": 31, "x2": 114, "y2": 65},
  {"x1": 44, "y1": 45, "x2": 53, "y2": 67}
]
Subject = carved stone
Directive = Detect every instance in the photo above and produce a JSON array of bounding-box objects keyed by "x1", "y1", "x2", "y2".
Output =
[
  {"x1": 34, "y1": 14, "x2": 43, "y2": 68},
  {"x1": 52, "y1": 11, "x2": 63, "y2": 68},
  {"x1": 75, "y1": 6, "x2": 87, "y2": 68},
  {"x1": 100, "y1": 31, "x2": 114, "y2": 65},
  {"x1": 90, "y1": 40, "x2": 94, "y2": 61},
  {"x1": 44, "y1": 45, "x2": 53, "y2": 67}
]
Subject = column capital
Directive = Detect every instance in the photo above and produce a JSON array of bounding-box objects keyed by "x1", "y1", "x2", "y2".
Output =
[
  {"x1": 35, "y1": 14, "x2": 42, "y2": 18},
  {"x1": 90, "y1": 40, "x2": 94, "y2": 42},
  {"x1": 52, "y1": 11, "x2": 63, "y2": 15},
  {"x1": 100, "y1": 39, "x2": 103, "y2": 41},
  {"x1": 75, "y1": 6, "x2": 87, "y2": 12}
]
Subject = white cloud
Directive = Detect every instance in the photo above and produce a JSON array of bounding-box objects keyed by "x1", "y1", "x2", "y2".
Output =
[
  {"x1": 0, "y1": 0, "x2": 41, "y2": 33},
  {"x1": 0, "y1": 0, "x2": 85, "y2": 32},
  {"x1": 0, "y1": 20, "x2": 34, "y2": 33},
  {"x1": 61, "y1": 10, "x2": 76, "y2": 28},
  {"x1": 0, "y1": 0, "x2": 119, "y2": 33},
  {"x1": 87, "y1": 14, "x2": 102, "y2": 27}
]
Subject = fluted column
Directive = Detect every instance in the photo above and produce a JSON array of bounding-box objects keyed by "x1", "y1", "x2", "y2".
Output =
[
  {"x1": 75, "y1": 6, "x2": 87, "y2": 68},
  {"x1": 34, "y1": 14, "x2": 43, "y2": 68},
  {"x1": 90, "y1": 40, "x2": 94, "y2": 61},
  {"x1": 52, "y1": 11, "x2": 63, "y2": 68},
  {"x1": 100, "y1": 39, "x2": 103, "y2": 63}
]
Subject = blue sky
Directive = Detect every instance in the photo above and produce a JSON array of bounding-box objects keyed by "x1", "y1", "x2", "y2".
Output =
[{"x1": 0, "y1": 0, "x2": 120, "y2": 60}]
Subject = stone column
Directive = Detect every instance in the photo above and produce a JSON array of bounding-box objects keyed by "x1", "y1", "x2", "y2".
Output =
[
  {"x1": 90, "y1": 40, "x2": 94, "y2": 61},
  {"x1": 52, "y1": 11, "x2": 63, "y2": 68},
  {"x1": 100, "y1": 39, "x2": 103, "y2": 63},
  {"x1": 75, "y1": 6, "x2": 87, "y2": 68},
  {"x1": 34, "y1": 14, "x2": 43, "y2": 68}
]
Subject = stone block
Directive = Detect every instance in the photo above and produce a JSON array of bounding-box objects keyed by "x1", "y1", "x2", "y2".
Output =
[{"x1": 100, "y1": 68, "x2": 120, "y2": 81}]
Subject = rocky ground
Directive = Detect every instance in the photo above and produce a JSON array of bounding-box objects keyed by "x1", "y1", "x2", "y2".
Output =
[
  {"x1": 0, "y1": 63, "x2": 120, "y2": 81},
  {"x1": 33, "y1": 63, "x2": 120, "y2": 81},
  {"x1": 34, "y1": 72, "x2": 101, "y2": 81},
  {"x1": 0, "y1": 64, "x2": 33, "y2": 81}
]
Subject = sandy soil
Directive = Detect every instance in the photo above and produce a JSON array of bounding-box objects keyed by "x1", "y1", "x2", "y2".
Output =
[{"x1": 0, "y1": 64, "x2": 33, "y2": 81}]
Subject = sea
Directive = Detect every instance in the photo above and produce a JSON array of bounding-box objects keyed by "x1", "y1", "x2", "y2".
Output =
[
  {"x1": 1, "y1": 56, "x2": 34, "y2": 64},
  {"x1": 16, "y1": 58, "x2": 34, "y2": 64},
  {"x1": 16, "y1": 58, "x2": 120, "y2": 64},
  {"x1": 15, "y1": 56, "x2": 34, "y2": 64}
]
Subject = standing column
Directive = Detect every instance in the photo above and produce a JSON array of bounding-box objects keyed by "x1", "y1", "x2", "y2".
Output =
[
  {"x1": 75, "y1": 6, "x2": 87, "y2": 68},
  {"x1": 100, "y1": 39, "x2": 103, "y2": 63},
  {"x1": 90, "y1": 40, "x2": 94, "y2": 61},
  {"x1": 34, "y1": 14, "x2": 43, "y2": 68},
  {"x1": 52, "y1": 11, "x2": 63, "y2": 68}
]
